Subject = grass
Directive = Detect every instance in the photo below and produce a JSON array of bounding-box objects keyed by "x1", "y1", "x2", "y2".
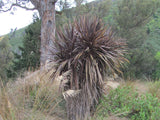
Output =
[
  {"x1": 148, "y1": 80, "x2": 160, "y2": 99},
  {"x1": 1, "y1": 71, "x2": 160, "y2": 120},
  {"x1": 0, "y1": 36, "x2": 4, "y2": 42},
  {"x1": 0, "y1": 70, "x2": 67, "y2": 120}
]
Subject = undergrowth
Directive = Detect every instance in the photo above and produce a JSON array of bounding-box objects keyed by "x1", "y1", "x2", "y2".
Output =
[
  {"x1": 0, "y1": 70, "x2": 66, "y2": 120},
  {"x1": 1, "y1": 70, "x2": 160, "y2": 120},
  {"x1": 148, "y1": 80, "x2": 160, "y2": 99},
  {"x1": 94, "y1": 86, "x2": 160, "y2": 120}
]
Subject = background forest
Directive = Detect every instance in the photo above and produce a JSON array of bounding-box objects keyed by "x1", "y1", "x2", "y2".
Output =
[{"x1": 1, "y1": 0, "x2": 160, "y2": 81}]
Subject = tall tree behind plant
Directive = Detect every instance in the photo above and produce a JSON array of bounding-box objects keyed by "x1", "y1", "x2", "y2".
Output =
[
  {"x1": 115, "y1": 0, "x2": 159, "y2": 48},
  {"x1": 64, "y1": 0, "x2": 112, "y2": 21},
  {"x1": 49, "y1": 16, "x2": 127, "y2": 120},
  {"x1": 114, "y1": 0, "x2": 160, "y2": 78}
]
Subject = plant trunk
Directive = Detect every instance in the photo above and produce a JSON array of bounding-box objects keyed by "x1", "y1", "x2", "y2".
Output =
[{"x1": 40, "y1": 0, "x2": 56, "y2": 66}]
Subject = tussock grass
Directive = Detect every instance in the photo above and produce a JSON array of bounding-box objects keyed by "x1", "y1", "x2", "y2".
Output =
[
  {"x1": 1, "y1": 69, "x2": 160, "y2": 120},
  {"x1": 0, "y1": 36, "x2": 4, "y2": 41},
  {"x1": 0, "y1": 70, "x2": 67, "y2": 120},
  {"x1": 148, "y1": 80, "x2": 160, "y2": 99}
]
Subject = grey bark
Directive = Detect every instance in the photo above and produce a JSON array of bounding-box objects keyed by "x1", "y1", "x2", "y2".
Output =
[
  {"x1": 40, "y1": 0, "x2": 56, "y2": 66},
  {"x1": 31, "y1": 0, "x2": 57, "y2": 66}
]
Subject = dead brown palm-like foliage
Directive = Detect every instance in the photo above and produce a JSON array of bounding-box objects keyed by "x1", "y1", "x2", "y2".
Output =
[{"x1": 49, "y1": 16, "x2": 127, "y2": 120}]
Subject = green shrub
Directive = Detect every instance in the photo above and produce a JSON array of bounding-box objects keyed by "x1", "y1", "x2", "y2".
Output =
[
  {"x1": 8, "y1": 19, "x2": 41, "y2": 78},
  {"x1": 95, "y1": 87, "x2": 160, "y2": 120},
  {"x1": 130, "y1": 94, "x2": 160, "y2": 120},
  {"x1": 0, "y1": 36, "x2": 14, "y2": 82},
  {"x1": 153, "y1": 52, "x2": 160, "y2": 79}
]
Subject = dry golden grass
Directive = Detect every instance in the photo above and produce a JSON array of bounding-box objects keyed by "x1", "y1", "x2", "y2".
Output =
[
  {"x1": 105, "y1": 78, "x2": 160, "y2": 97},
  {"x1": 0, "y1": 84, "x2": 16, "y2": 120},
  {"x1": 120, "y1": 79, "x2": 150, "y2": 95},
  {"x1": 1, "y1": 68, "x2": 159, "y2": 120},
  {"x1": 0, "y1": 70, "x2": 67, "y2": 120},
  {"x1": 148, "y1": 80, "x2": 160, "y2": 99},
  {"x1": 0, "y1": 36, "x2": 4, "y2": 42}
]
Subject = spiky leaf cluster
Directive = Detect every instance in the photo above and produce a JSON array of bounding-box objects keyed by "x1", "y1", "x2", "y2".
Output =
[{"x1": 49, "y1": 16, "x2": 127, "y2": 119}]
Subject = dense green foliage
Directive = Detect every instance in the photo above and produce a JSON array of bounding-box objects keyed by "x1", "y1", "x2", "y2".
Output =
[
  {"x1": 153, "y1": 51, "x2": 160, "y2": 78},
  {"x1": 146, "y1": 8, "x2": 160, "y2": 51},
  {"x1": 1, "y1": 0, "x2": 160, "y2": 81},
  {"x1": 58, "y1": 0, "x2": 160, "y2": 79},
  {"x1": 0, "y1": 36, "x2": 13, "y2": 81},
  {"x1": 123, "y1": 46, "x2": 157, "y2": 78},
  {"x1": 9, "y1": 27, "x2": 26, "y2": 52},
  {"x1": 8, "y1": 19, "x2": 41, "y2": 77},
  {"x1": 96, "y1": 87, "x2": 160, "y2": 120},
  {"x1": 112, "y1": 0, "x2": 160, "y2": 79}
]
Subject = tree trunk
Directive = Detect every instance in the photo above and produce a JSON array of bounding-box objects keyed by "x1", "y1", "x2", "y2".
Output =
[{"x1": 40, "y1": 0, "x2": 56, "y2": 66}]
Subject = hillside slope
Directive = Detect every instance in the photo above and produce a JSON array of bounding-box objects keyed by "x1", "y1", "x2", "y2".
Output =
[{"x1": 0, "y1": 27, "x2": 26, "y2": 53}]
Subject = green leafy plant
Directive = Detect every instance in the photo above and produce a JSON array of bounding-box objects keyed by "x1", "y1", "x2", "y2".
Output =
[
  {"x1": 154, "y1": 52, "x2": 160, "y2": 78},
  {"x1": 0, "y1": 36, "x2": 13, "y2": 82},
  {"x1": 49, "y1": 15, "x2": 127, "y2": 119},
  {"x1": 9, "y1": 19, "x2": 41, "y2": 78},
  {"x1": 95, "y1": 87, "x2": 160, "y2": 120}
]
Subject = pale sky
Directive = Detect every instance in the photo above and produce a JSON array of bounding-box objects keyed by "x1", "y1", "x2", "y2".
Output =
[
  {"x1": 0, "y1": 0, "x2": 94, "y2": 36},
  {"x1": 0, "y1": 7, "x2": 37, "y2": 36}
]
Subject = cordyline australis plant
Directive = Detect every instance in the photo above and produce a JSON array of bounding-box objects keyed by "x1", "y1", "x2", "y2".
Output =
[{"x1": 49, "y1": 16, "x2": 127, "y2": 120}]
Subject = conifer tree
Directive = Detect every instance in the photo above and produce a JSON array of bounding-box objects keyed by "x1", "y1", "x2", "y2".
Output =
[
  {"x1": 114, "y1": 0, "x2": 160, "y2": 78},
  {"x1": 0, "y1": 37, "x2": 13, "y2": 81},
  {"x1": 12, "y1": 19, "x2": 41, "y2": 74}
]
